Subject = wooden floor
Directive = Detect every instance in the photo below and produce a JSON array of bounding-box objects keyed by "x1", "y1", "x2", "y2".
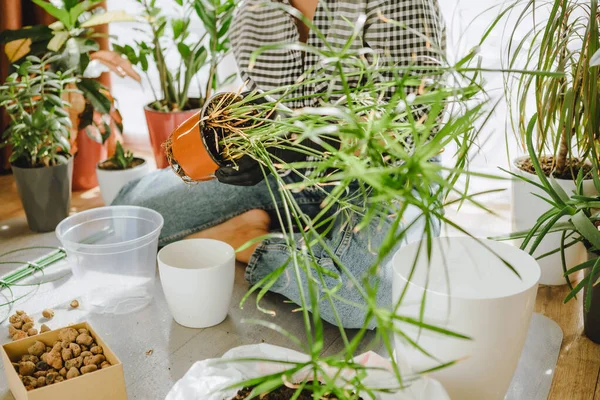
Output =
[{"x1": 0, "y1": 161, "x2": 598, "y2": 399}]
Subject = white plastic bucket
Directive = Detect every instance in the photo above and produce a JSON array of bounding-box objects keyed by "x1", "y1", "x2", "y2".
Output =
[{"x1": 392, "y1": 237, "x2": 540, "y2": 400}]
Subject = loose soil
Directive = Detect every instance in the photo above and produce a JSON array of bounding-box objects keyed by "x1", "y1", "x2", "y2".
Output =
[
  {"x1": 232, "y1": 385, "x2": 363, "y2": 400},
  {"x1": 98, "y1": 157, "x2": 145, "y2": 171},
  {"x1": 516, "y1": 156, "x2": 592, "y2": 180}
]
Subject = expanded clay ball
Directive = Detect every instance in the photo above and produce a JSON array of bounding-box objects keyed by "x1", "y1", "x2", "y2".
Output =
[
  {"x1": 40, "y1": 324, "x2": 51, "y2": 333},
  {"x1": 27, "y1": 328, "x2": 38, "y2": 336},
  {"x1": 45, "y1": 371, "x2": 57, "y2": 385},
  {"x1": 66, "y1": 367, "x2": 80, "y2": 379},
  {"x1": 9, "y1": 314, "x2": 21, "y2": 324},
  {"x1": 76, "y1": 333, "x2": 93, "y2": 347},
  {"x1": 19, "y1": 362, "x2": 36, "y2": 376},
  {"x1": 70, "y1": 300, "x2": 79, "y2": 309},
  {"x1": 45, "y1": 350, "x2": 63, "y2": 370},
  {"x1": 58, "y1": 328, "x2": 78, "y2": 343},
  {"x1": 65, "y1": 356, "x2": 83, "y2": 370},
  {"x1": 8, "y1": 325, "x2": 18, "y2": 337},
  {"x1": 69, "y1": 343, "x2": 81, "y2": 357},
  {"x1": 28, "y1": 341, "x2": 45, "y2": 357},
  {"x1": 12, "y1": 331, "x2": 27, "y2": 341},
  {"x1": 80, "y1": 365, "x2": 97, "y2": 374},
  {"x1": 22, "y1": 322, "x2": 34, "y2": 332},
  {"x1": 41, "y1": 309, "x2": 54, "y2": 319}
]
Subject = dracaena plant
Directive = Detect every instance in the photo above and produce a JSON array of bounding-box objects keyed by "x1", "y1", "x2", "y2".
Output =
[
  {"x1": 496, "y1": 114, "x2": 600, "y2": 311},
  {"x1": 0, "y1": 0, "x2": 139, "y2": 144},
  {"x1": 0, "y1": 54, "x2": 77, "y2": 168},
  {"x1": 115, "y1": 0, "x2": 236, "y2": 112},
  {"x1": 163, "y1": 6, "x2": 534, "y2": 398},
  {"x1": 504, "y1": 0, "x2": 600, "y2": 178}
]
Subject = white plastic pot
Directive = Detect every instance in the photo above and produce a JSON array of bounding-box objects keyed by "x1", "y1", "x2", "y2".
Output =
[
  {"x1": 511, "y1": 156, "x2": 595, "y2": 285},
  {"x1": 96, "y1": 158, "x2": 150, "y2": 205},
  {"x1": 157, "y1": 239, "x2": 235, "y2": 328},
  {"x1": 392, "y1": 237, "x2": 540, "y2": 400}
]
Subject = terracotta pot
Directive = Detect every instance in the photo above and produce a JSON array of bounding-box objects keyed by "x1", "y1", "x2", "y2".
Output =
[
  {"x1": 169, "y1": 93, "x2": 260, "y2": 181},
  {"x1": 144, "y1": 102, "x2": 200, "y2": 169},
  {"x1": 170, "y1": 111, "x2": 220, "y2": 181},
  {"x1": 72, "y1": 127, "x2": 108, "y2": 190}
]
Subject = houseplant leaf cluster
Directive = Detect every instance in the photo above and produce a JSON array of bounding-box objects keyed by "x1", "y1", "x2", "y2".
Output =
[
  {"x1": 505, "y1": 0, "x2": 600, "y2": 176},
  {"x1": 114, "y1": 0, "x2": 235, "y2": 112},
  {"x1": 0, "y1": 53, "x2": 77, "y2": 232},
  {"x1": 0, "y1": 54, "x2": 77, "y2": 168},
  {"x1": 0, "y1": 0, "x2": 137, "y2": 142}
]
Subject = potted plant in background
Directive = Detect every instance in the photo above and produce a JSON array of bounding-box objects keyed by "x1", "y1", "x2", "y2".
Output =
[
  {"x1": 97, "y1": 141, "x2": 149, "y2": 205},
  {"x1": 115, "y1": 0, "x2": 236, "y2": 169},
  {"x1": 499, "y1": 115, "x2": 600, "y2": 343},
  {"x1": 0, "y1": 0, "x2": 140, "y2": 190},
  {"x1": 0, "y1": 55, "x2": 77, "y2": 232},
  {"x1": 504, "y1": 0, "x2": 599, "y2": 285}
]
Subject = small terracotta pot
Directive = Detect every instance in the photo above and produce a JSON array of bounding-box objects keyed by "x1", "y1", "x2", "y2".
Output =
[
  {"x1": 169, "y1": 93, "x2": 244, "y2": 181},
  {"x1": 144, "y1": 101, "x2": 200, "y2": 169},
  {"x1": 72, "y1": 126, "x2": 108, "y2": 190}
]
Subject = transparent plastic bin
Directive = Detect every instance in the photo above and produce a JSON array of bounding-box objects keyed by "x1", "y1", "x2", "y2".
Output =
[{"x1": 56, "y1": 206, "x2": 164, "y2": 314}]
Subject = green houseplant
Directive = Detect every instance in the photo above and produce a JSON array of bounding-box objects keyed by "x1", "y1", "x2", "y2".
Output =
[
  {"x1": 499, "y1": 115, "x2": 600, "y2": 343},
  {"x1": 115, "y1": 0, "x2": 236, "y2": 169},
  {"x1": 0, "y1": 0, "x2": 140, "y2": 190},
  {"x1": 161, "y1": 5, "x2": 542, "y2": 398},
  {"x1": 504, "y1": 0, "x2": 600, "y2": 284},
  {"x1": 0, "y1": 54, "x2": 77, "y2": 232},
  {"x1": 96, "y1": 141, "x2": 149, "y2": 205}
]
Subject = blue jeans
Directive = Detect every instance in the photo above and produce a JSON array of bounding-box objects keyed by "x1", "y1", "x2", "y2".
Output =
[{"x1": 112, "y1": 168, "x2": 439, "y2": 329}]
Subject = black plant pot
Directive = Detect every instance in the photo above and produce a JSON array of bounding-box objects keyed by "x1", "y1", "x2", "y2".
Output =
[
  {"x1": 11, "y1": 158, "x2": 73, "y2": 232},
  {"x1": 584, "y1": 252, "x2": 600, "y2": 343}
]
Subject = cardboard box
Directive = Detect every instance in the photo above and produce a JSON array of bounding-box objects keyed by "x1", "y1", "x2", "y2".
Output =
[{"x1": 1, "y1": 322, "x2": 127, "y2": 400}]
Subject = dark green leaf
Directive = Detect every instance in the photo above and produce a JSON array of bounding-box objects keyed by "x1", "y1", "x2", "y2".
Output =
[
  {"x1": 77, "y1": 79, "x2": 111, "y2": 114},
  {"x1": 0, "y1": 25, "x2": 52, "y2": 45},
  {"x1": 572, "y1": 211, "x2": 600, "y2": 249},
  {"x1": 177, "y1": 42, "x2": 191, "y2": 59},
  {"x1": 32, "y1": 0, "x2": 70, "y2": 27},
  {"x1": 172, "y1": 19, "x2": 185, "y2": 40}
]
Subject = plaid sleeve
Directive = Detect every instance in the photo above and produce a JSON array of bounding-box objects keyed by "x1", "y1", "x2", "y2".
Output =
[{"x1": 363, "y1": 0, "x2": 447, "y2": 147}]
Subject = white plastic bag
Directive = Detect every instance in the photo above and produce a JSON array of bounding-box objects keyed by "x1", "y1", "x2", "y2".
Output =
[{"x1": 166, "y1": 344, "x2": 449, "y2": 400}]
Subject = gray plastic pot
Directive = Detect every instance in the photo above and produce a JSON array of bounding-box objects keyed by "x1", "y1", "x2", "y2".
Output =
[{"x1": 11, "y1": 157, "x2": 73, "y2": 232}]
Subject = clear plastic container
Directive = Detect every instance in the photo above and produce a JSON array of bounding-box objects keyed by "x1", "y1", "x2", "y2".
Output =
[{"x1": 56, "y1": 206, "x2": 164, "y2": 314}]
